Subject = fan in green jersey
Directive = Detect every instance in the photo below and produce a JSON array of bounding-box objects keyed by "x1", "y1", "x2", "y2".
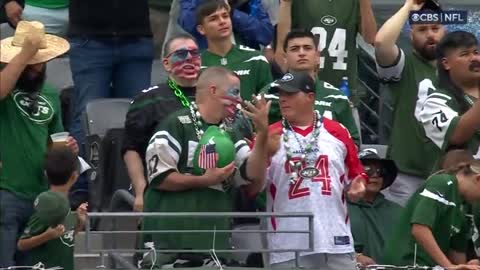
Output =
[
  {"x1": 382, "y1": 159, "x2": 480, "y2": 269},
  {"x1": 141, "y1": 66, "x2": 270, "y2": 268},
  {"x1": 416, "y1": 31, "x2": 480, "y2": 169},
  {"x1": 262, "y1": 29, "x2": 360, "y2": 145},
  {"x1": 273, "y1": 0, "x2": 377, "y2": 105},
  {"x1": 374, "y1": 0, "x2": 447, "y2": 206},
  {"x1": 196, "y1": 0, "x2": 273, "y2": 101}
]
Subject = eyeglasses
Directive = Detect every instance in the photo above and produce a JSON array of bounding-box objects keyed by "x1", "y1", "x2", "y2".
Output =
[
  {"x1": 166, "y1": 48, "x2": 200, "y2": 60},
  {"x1": 363, "y1": 165, "x2": 384, "y2": 178}
]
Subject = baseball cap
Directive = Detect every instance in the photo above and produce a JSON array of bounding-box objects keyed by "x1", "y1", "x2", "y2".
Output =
[
  {"x1": 358, "y1": 148, "x2": 398, "y2": 190},
  {"x1": 34, "y1": 191, "x2": 70, "y2": 227},
  {"x1": 270, "y1": 71, "x2": 315, "y2": 94}
]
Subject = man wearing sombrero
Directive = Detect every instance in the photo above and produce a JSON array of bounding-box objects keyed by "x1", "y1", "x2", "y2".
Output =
[
  {"x1": 347, "y1": 148, "x2": 402, "y2": 267},
  {"x1": 0, "y1": 21, "x2": 78, "y2": 267}
]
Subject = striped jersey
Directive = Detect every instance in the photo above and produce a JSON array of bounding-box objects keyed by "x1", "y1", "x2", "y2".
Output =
[{"x1": 265, "y1": 118, "x2": 365, "y2": 264}]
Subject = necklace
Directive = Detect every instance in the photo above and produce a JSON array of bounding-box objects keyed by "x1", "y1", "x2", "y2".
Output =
[
  {"x1": 464, "y1": 94, "x2": 477, "y2": 106},
  {"x1": 188, "y1": 101, "x2": 227, "y2": 140},
  {"x1": 282, "y1": 111, "x2": 323, "y2": 185},
  {"x1": 168, "y1": 79, "x2": 191, "y2": 107}
]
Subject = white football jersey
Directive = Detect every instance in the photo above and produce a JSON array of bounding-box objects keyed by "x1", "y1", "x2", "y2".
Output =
[{"x1": 265, "y1": 118, "x2": 366, "y2": 264}]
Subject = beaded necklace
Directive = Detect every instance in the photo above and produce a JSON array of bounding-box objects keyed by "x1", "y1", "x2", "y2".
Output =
[
  {"x1": 282, "y1": 111, "x2": 323, "y2": 184},
  {"x1": 188, "y1": 101, "x2": 227, "y2": 140}
]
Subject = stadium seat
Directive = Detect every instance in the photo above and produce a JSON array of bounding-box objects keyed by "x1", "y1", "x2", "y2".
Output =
[{"x1": 83, "y1": 98, "x2": 131, "y2": 138}]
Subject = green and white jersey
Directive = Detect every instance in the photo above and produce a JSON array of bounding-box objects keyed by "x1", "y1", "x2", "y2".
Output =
[
  {"x1": 416, "y1": 79, "x2": 480, "y2": 161},
  {"x1": 0, "y1": 85, "x2": 63, "y2": 200},
  {"x1": 377, "y1": 50, "x2": 440, "y2": 178},
  {"x1": 291, "y1": 0, "x2": 360, "y2": 103},
  {"x1": 201, "y1": 45, "x2": 273, "y2": 100},
  {"x1": 382, "y1": 174, "x2": 469, "y2": 267},
  {"x1": 261, "y1": 78, "x2": 360, "y2": 145},
  {"x1": 20, "y1": 210, "x2": 77, "y2": 270},
  {"x1": 142, "y1": 108, "x2": 250, "y2": 251}
]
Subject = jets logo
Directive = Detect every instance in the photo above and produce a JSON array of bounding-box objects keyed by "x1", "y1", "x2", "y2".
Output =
[
  {"x1": 60, "y1": 230, "x2": 75, "y2": 247},
  {"x1": 280, "y1": 73, "x2": 294, "y2": 82},
  {"x1": 321, "y1": 15, "x2": 337, "y2": 26},
  {"x1": 13, "y1": 91, "x2": 54, "y2": 124}
]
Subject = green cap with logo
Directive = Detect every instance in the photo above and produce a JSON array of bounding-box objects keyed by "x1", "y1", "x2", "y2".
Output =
[
  {"x1": 34, "y1": 191, "x2": 70, "y2": 227},
  {"x1": 192, "y1": 126, "x2": 236, "y2": 175}
]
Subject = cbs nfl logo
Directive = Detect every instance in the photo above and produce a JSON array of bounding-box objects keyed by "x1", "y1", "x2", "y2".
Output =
[{"x1": 409, "y1": 10, "x2": 468, "y2": 25}]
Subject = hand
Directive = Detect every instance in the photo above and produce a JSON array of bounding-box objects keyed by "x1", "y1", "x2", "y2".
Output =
[
  {"x1": 203, "y1": 162, "x2": 236, "y2": 186},
  {"x1": 76, "y1": 202, "x2": 88, "y2": 227},
  {"x1": 241, "y1": 95, "x2": 271, "y2": 134},
  {"x1": 133, "y1": 195, "x2": 144, "y2": 212},
  {"x1": 405, "y1": 0, "x2": 425, "y2": 11},
  {"x1": 19, "y1": 34, "x2": 42, "y2": 61},
  {"x1": 66, "y1": 136, "x2": 79, "y2": 156},
  {"x1": 356, "y1": 254, "x2": 376, "y2": 267},
  {"x1": 347, "y1": 176, "x2": 366, "y2": 202},
  {"x1": 5, "y1": 1, "x2": 22, "y2": 27},
  {"x1": 448, "y1": 264, "x2": 480, "y2": 270},
  {"x1": 45, "y1": 224, "x2": 65, "y2": 240},
  {"x1": 468, "y1": 260, "x2": 480, "y2": 266}
]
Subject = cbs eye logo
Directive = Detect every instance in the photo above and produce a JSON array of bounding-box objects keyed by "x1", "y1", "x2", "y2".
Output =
[{"x1": 411, "y1": 13, "x2": 421, "y2": 22}]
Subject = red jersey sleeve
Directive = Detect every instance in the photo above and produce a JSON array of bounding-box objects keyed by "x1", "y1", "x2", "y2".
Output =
[{"x1": 323, "y1": 119, "x2": 367, "y2": 183}]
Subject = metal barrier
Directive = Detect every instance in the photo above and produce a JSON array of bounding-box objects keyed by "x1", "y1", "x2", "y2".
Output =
[{"x1": 84, "y1": 212, "x2": 314, "y2": 269}]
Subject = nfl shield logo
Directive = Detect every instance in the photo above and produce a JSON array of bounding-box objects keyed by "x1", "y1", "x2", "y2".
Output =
[{"x1": 220, "y1": 58, "x2": 228, "y2": 65}]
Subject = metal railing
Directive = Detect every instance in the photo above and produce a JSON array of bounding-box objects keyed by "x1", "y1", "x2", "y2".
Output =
[{"x1": 84, "y1": 211, "x2": 315, "y2": 269}]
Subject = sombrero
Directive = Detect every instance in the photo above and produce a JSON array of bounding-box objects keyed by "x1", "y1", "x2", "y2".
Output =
[{"x1": 0, "y1": 21, "x2": 69, "y2": 64}]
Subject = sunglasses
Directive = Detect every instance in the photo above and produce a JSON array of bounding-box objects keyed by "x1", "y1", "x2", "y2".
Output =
[
  {"x1": 363, "y1": 165, "x2": 384, "y2": 178},
  {"x1": 166, "y1": 48, "x2": 200, "y2": 60}
]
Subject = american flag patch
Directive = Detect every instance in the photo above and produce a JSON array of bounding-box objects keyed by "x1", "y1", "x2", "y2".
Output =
[{"x1": 198, "y1": 144, "x2": 218, "y2": 169}]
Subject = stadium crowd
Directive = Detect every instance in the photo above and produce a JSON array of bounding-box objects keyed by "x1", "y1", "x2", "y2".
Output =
[{"x1": 1, "y1": 0, "x2": 480, "y2": 269}]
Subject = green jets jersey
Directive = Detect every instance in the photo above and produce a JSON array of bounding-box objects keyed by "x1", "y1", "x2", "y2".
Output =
[
  {"x1": 0, "y1": 85, "x2": 64, "y2": 200},
  {"x1": 417, "y1": 79, "x2": 480, "y2": 165},
  {"x1": 20, "y1": 210, "x2": 77, "y2": 270},
  {"x1": 382, "y1": 174, "x2": 469, "y2": 267},
  {"x1": 378, "y1": 50, "x2": 440, "y2": 178},
  {"x1": 201, "y1": 45, "x2": 273, "y2": 100},
  {"x1": 142, "y1": 108, "x2": 250, "y2": 253},
  {"x1": 261, "y1": 78, "x2": 360, "y2": 145},
  {"x1": 291, "y1": 0, "x2": 360, "y2": 102}
]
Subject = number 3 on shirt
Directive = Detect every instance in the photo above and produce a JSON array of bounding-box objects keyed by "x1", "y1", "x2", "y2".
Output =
[
  {"x1": 311, "y1": 27, "x2": 348, "y2": 71},
  {"x1": 285, "y1": 155, "x2": 332, "y2": 200}
]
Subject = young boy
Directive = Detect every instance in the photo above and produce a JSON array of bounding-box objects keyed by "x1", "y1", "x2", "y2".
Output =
[{"x1": 17, "y1": 147, "x2": 88, "y2": 270}]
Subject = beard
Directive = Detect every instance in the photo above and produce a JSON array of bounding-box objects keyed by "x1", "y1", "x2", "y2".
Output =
[
  {"x1": 16, "y1": 65, "x2": 47, "y2": 93},
  {"x1": 413, "y1": 40, "x2": 437, "y2": 61}
]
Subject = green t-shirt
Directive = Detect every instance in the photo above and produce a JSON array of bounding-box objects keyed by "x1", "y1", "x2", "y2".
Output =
[
  {"x1": 142, "y1": 108, "x2": 251, "y2": 253},
  {"x1": 26, "y1": 0, "x2": 68, "y2": 9},
  {"x1": 0, "y1": 85, "x2": 64, "y2": 200},
  {"x1": 20, "y1": 210, "x2": 77, "y2": 270},
  {"x1": 347, "y1": 194, "x2": 402, "y2": 263},
  {"x1": 291, "y1": 0, "x2": 360, "y2": 103},
  {"x1": 261, "y1": 78, "x2": 360, "y2": 145},
  {"x1": 382, "y1": 174, "x2": 469, "y2": 267},
  {"x1": 377, "y1": 50, "x2": 440, "y2": 178},
  {"x1": 149, "y1": 0, "x2": 172, "y2": 11},
  {"x1": 417, "y1": 79, "x2": 480, "y2": 166},
  {"x1": 201, "y1": 45, "x2": 273, "y2": 101}
]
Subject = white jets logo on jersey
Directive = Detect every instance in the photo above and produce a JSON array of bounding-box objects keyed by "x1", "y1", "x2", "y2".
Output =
[
  {"x1": 13, "y1": 91, "x2": 54, "y2": 124},
  {"x1": 234, "y1": 70, "x2": 251, "y2": 76},
  {"x1": 321, "y1": 15, "x2": 337, "y2": 26},
  {"x1": 60, "y1": 230, "x2": 75, "y2": 247}
]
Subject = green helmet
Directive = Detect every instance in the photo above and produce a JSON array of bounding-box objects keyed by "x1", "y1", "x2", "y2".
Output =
[{"x1": 192, "y1": 126, "x2": 235, "y2": 175}]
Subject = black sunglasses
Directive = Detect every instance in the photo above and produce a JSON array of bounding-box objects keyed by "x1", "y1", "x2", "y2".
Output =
[
  {"x1": 363, "y1": 165, "x2": 384, "y2": 178},
  {"x1": 166, "y1": 48, "x2": 200, "y2": 60}
]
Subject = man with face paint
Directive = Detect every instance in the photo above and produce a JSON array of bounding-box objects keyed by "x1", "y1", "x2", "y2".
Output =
[
  {"x1": 140, "y1": 66, "x2": 270, "y2": 267},
  {"x1": 196, "y1": 0, "x2": 273, "y2": 101},
  {"x1": 417, "y1": 31, "x2": 480, "y2": 168},
  {"x1": 122, "y1": 33, "x2": 201, "y2": 212},
  {"x1": 374, "y1": 0, "x2": 447, "y2": 206}
]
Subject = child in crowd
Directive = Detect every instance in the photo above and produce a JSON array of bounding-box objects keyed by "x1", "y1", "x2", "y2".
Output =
[{"x1": 17, "y1": 146, "x2": 88, "y2": 270}]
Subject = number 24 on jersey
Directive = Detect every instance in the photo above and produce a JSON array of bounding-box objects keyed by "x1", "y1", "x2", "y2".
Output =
[{"x1": 311, "y1": 27, "x2": 348, "y2": 71}]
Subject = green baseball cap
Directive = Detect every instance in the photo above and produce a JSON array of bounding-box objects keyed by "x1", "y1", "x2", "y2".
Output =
[
  {"x1": 192, "y1": 126, "x2": 236, "y2": 175},
  {"x1": 34, "y1": 191, "x2": 70, "y2": 227}
]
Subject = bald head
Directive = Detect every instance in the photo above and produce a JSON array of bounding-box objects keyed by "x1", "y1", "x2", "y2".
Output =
[{"x1": 196, "y1": 66, "x2": 239, "y2": 99}]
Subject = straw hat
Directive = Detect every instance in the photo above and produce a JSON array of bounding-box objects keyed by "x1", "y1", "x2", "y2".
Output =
[{"x1": 0, "y1": 21, "x2": 69, "y2": 64}]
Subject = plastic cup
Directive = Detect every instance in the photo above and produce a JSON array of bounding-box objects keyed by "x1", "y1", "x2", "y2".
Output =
[{"x1": 50, "y1": 132, "x2": 69, "y2": 148}]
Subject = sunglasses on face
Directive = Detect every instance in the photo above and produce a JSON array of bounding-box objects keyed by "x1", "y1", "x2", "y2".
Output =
[
  {"x1": 166, "y1": 48, "x2": 200, "y2": 60},
  {"x1": 363, "y1": 165, "x2": 384, "y2": 178}
]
